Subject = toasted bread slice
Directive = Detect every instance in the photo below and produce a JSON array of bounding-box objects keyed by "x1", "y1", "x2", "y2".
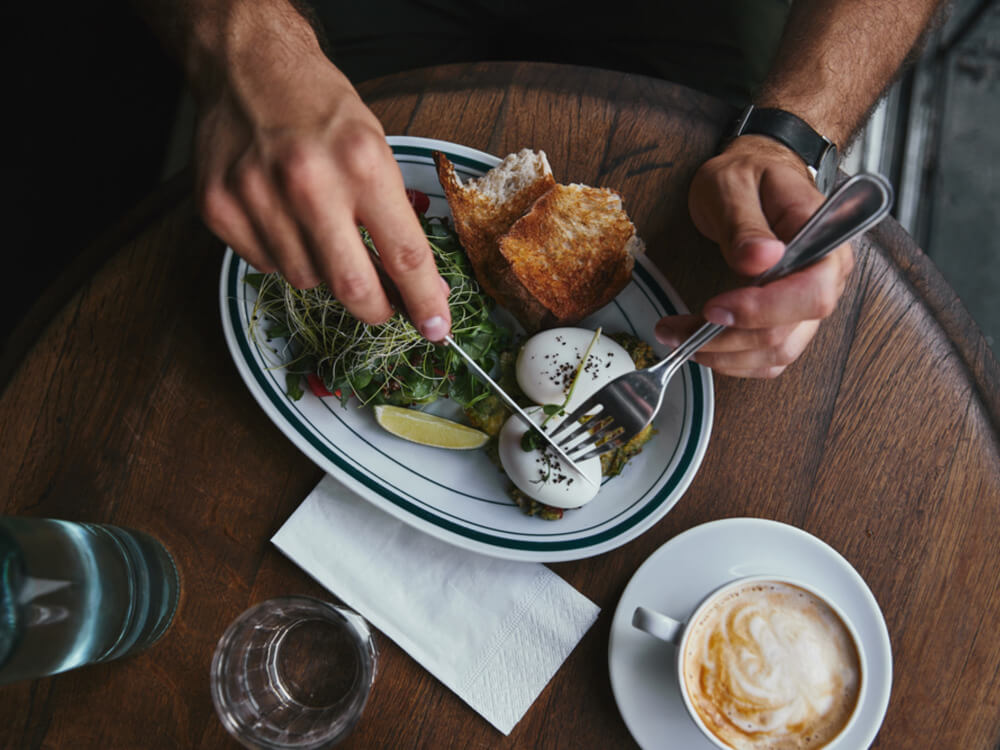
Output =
[
  {"x1": 433, "y1": 149, "x2": 555, "y2": 312},
  {"x1": 499, "y1": 184, "x2": 642, "y2": 325},
  {"x1": 434, "y1": 148, "x2": 642, "y2": 331}
]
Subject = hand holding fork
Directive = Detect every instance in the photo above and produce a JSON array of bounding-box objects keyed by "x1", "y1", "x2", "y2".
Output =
[{"x1": 548, "y1": 172, "x2": 895, "y2": 461}]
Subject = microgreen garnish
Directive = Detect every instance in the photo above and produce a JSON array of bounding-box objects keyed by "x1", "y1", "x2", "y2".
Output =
[
  {"x1": 285, "y1": 372, "x2": 304, "y2": 402},
  {"x1": 520, "y1": 429, "x2": 543, "y2": 452},
  {"x1": 246, "y1": 215, "x2": 510, "y2": 410}
]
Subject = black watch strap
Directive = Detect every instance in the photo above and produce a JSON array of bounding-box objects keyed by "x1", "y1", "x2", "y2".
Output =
[{"x1": 728, "y1": 106, "x2": 839, "y2": 194}]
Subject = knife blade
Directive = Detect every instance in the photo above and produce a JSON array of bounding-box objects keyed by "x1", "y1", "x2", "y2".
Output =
[
  {"x1": 368, "y1": 248, "x2": 597, "y2": 488},
  {"x1": 444, "y1": 334, "x2": 599, "y2": 489}
]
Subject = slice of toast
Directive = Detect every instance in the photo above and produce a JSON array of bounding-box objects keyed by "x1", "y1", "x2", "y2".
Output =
[
  {"x1": 499, "y1": 183, "x2": 642, "y2": 325},
  {"x1": 433, "y1": 149, "x2": 555, "y2": 318},
  {"x1": 434, "y1": 149, "x2": 642, "y2": 331}
]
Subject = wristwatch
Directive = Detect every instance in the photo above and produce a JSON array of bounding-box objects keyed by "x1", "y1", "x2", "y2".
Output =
[{"x1": 728, "y1": 105, "x2": 839, "y2": 195}]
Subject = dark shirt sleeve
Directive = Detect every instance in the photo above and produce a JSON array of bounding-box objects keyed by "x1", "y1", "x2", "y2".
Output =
[{"x1": 304, "y1": 0, "x2": 792, "y2": 105}]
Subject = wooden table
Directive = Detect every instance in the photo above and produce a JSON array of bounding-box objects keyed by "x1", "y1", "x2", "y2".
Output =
[{"x1": 2, "y1": 62, "x2": 999, "y2": 749}]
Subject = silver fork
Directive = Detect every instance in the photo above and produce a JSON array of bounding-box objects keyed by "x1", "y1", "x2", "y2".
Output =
[{"x1": 548, "y1": 172, "x2": 894, "y2": 461}]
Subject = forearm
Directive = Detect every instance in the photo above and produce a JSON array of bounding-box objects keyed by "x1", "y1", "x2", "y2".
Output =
[
  {"x1": 129, "y1": 0, "x2": 330, "y2": 104},
  {"x1": 757, "y1": 0, "x2": 947, "y2": 147}
]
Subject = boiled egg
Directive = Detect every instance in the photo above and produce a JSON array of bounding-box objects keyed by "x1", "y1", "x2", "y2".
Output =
[
  {"x1": 497, "y1": 406, "x2": 603, "y2": 509},
  {"x1": 516, "y1": 328, "x2": 634, "y2": 412}
]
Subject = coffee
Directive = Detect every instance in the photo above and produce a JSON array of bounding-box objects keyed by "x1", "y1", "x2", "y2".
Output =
[{"x1": 681, "y1": 580, "x2": 862, "y2": 750}]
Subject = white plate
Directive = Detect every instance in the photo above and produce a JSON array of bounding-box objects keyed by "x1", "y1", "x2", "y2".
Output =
[
  {"x1": 219, "y1": 136, "x2": 714, "y2": 562},
  {"x1": 609, "y1": 517, "x2": 892, "y2": 748}
]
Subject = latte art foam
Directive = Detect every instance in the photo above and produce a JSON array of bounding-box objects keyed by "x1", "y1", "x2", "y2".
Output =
[{"x1": 683, "y1": 582, "x2": 861, "y2": 750}]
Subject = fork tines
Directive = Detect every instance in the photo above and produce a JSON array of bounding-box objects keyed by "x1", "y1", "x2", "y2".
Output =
[{"x1": 548, "y1": 401, "x2": 623, "y2": 462}]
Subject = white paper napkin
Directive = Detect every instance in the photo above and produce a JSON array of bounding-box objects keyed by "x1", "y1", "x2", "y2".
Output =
[{"x1": 271, "y1": 475, "x2": 600, "y2": 735}]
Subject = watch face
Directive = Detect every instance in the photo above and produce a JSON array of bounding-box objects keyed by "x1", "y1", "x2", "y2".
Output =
[{"x1": 816, "y1": 145, "x2": 839, "y2": 195}]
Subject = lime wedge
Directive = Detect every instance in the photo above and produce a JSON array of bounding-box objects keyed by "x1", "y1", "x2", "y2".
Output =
[{"x1": 373, "y1": 405, "x2": 489, "y2": 450}]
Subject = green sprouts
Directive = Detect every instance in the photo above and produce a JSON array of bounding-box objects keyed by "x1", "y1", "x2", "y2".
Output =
[{"x1": 247, "y1": 215, "x2": 511, "y2": 410}]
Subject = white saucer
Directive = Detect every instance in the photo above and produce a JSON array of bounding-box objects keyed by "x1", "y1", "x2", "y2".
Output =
[{"x1": 608, "y1": 517, "x2": 892, "y2": 749}]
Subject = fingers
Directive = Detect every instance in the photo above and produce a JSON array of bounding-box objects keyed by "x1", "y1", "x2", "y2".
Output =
[
  {"x1": 303, "y1": 216, "x2": 395, "y2": 326},
  {"x1": 696, "y1": 321, "x2": 820, "y2": 378},
  {"x1": 654, "y1": 315, "x2": 704, "y2": 348},
  {"x1": 690, "y1": 149, "x2": 785, "y2": 278},
  {"x1": 654, "y1": 314, "x2": 820, "y2": 378},
  {"x1": 283, "y1": 133, "x2": 449, "y2": 337},
  {"x1": 276, "y1": 141, "x2": 394, "y2": 324},
  {"x1": 352, "y1": 148, "x2": 451, "y2": 340},
  {"x1": 702, "y1": 241, "x2": 854, "y2": 329},
  {"x1": 757, "y1": 166, "x2": 826, "y2": 244},
  {"x1": 195, "y1": 103, "x2": 449, "y2": 337},
  {"x1": 654, "y1": 253, "x2": 851, "y2": 379},
  {"x1": 196, "y1": 115, "x2": 278, "y2": 275},
  {"x1": 690, "y1": 140, "x2": 825, "y2": 278},
  {"x1": 652, "y1": 239, "x2": 851, "y2": 378},
  {"x1": 682, "y1": 138, "x2": 856, "y2": 379},
  {"x1": 200, "y1": 176, "x2": 277, "y2": 274},
  {"x1": 233, "y1": 158, "x2": 322, "y2": 289},
  {"x1": 654, "y1": 232, "x2": 852, "y2": 379}
]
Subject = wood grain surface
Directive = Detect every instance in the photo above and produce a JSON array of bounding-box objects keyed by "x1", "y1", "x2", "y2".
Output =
[{"x1": 1, "y1": 62, "x2": 998, "y2": 749}]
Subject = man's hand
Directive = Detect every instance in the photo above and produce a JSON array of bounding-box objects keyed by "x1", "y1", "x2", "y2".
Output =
[
  {"x1": 654, "y1": 0, "x2": 943, "y2": 378},
  {"x1": 656, "y1": 136, "x2": 854, "y2": 378},
  {"x1": 185, "y1": 3, "x2": 451, "y2": 340}
]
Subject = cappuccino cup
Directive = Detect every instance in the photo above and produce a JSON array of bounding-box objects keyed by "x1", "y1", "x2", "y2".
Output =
[{"x1": 633, "y1": 576, "x2": 866, "y2": 750}]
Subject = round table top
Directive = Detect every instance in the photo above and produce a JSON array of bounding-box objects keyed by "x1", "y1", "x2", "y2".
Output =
[{"x1": 1, "y1": 61, "x2": 998, "y2": 749}]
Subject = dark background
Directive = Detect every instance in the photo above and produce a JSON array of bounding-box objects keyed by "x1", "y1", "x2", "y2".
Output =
[
  {"x1": 5, "y1": 0, "x2": 996, "y2": 359},
  {"x1": 5, "y1": 3, "x2": 181, "y2": 344}
]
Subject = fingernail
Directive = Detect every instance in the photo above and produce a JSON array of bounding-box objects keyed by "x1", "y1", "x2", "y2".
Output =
[
  {"x1": 735, "y1": 237, "x2": 785, "y2": 255},
  {"x1": 654, "y1": 321, "x2": 679, "y2": 348},
  {"x1": 704, "y1": 306, "x2": 735, "y2": 327},
  {"x1": 419, "y1": 315, "x2": 450, "y2": 341}
]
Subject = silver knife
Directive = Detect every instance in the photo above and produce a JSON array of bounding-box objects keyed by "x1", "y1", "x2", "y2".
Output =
[
  {"x1": 444, "y1": 334, "x2": 599, "y2": 488},
  {"x1": 368, "y1": 251, "x2": 597, "y2": 488}
]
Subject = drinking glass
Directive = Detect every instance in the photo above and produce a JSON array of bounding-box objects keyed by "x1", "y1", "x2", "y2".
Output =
[
  {"x1": 211, "y1": 596, "x2": 377, "y2": 750},
  {"x1": 0, "y1": 516, "x2": 180, "y2": 685}
]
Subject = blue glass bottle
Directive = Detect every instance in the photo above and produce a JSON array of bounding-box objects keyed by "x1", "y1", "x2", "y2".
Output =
[{"x1": 0, "y1": 517, "x2": 179, "y2": 685}]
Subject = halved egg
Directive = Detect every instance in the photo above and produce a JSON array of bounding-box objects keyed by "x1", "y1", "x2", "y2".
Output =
[
  {"x1": 516, "y1": 327, "x2": 634, "y2": 412},
  {"x1": 497, "y1": 406, "x2": 603, "y2": 509}
]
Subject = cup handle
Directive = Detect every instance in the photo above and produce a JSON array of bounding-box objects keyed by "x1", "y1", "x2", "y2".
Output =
[{"x1": 632, "y1": 606, "x2": 684, "y2": 644}]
